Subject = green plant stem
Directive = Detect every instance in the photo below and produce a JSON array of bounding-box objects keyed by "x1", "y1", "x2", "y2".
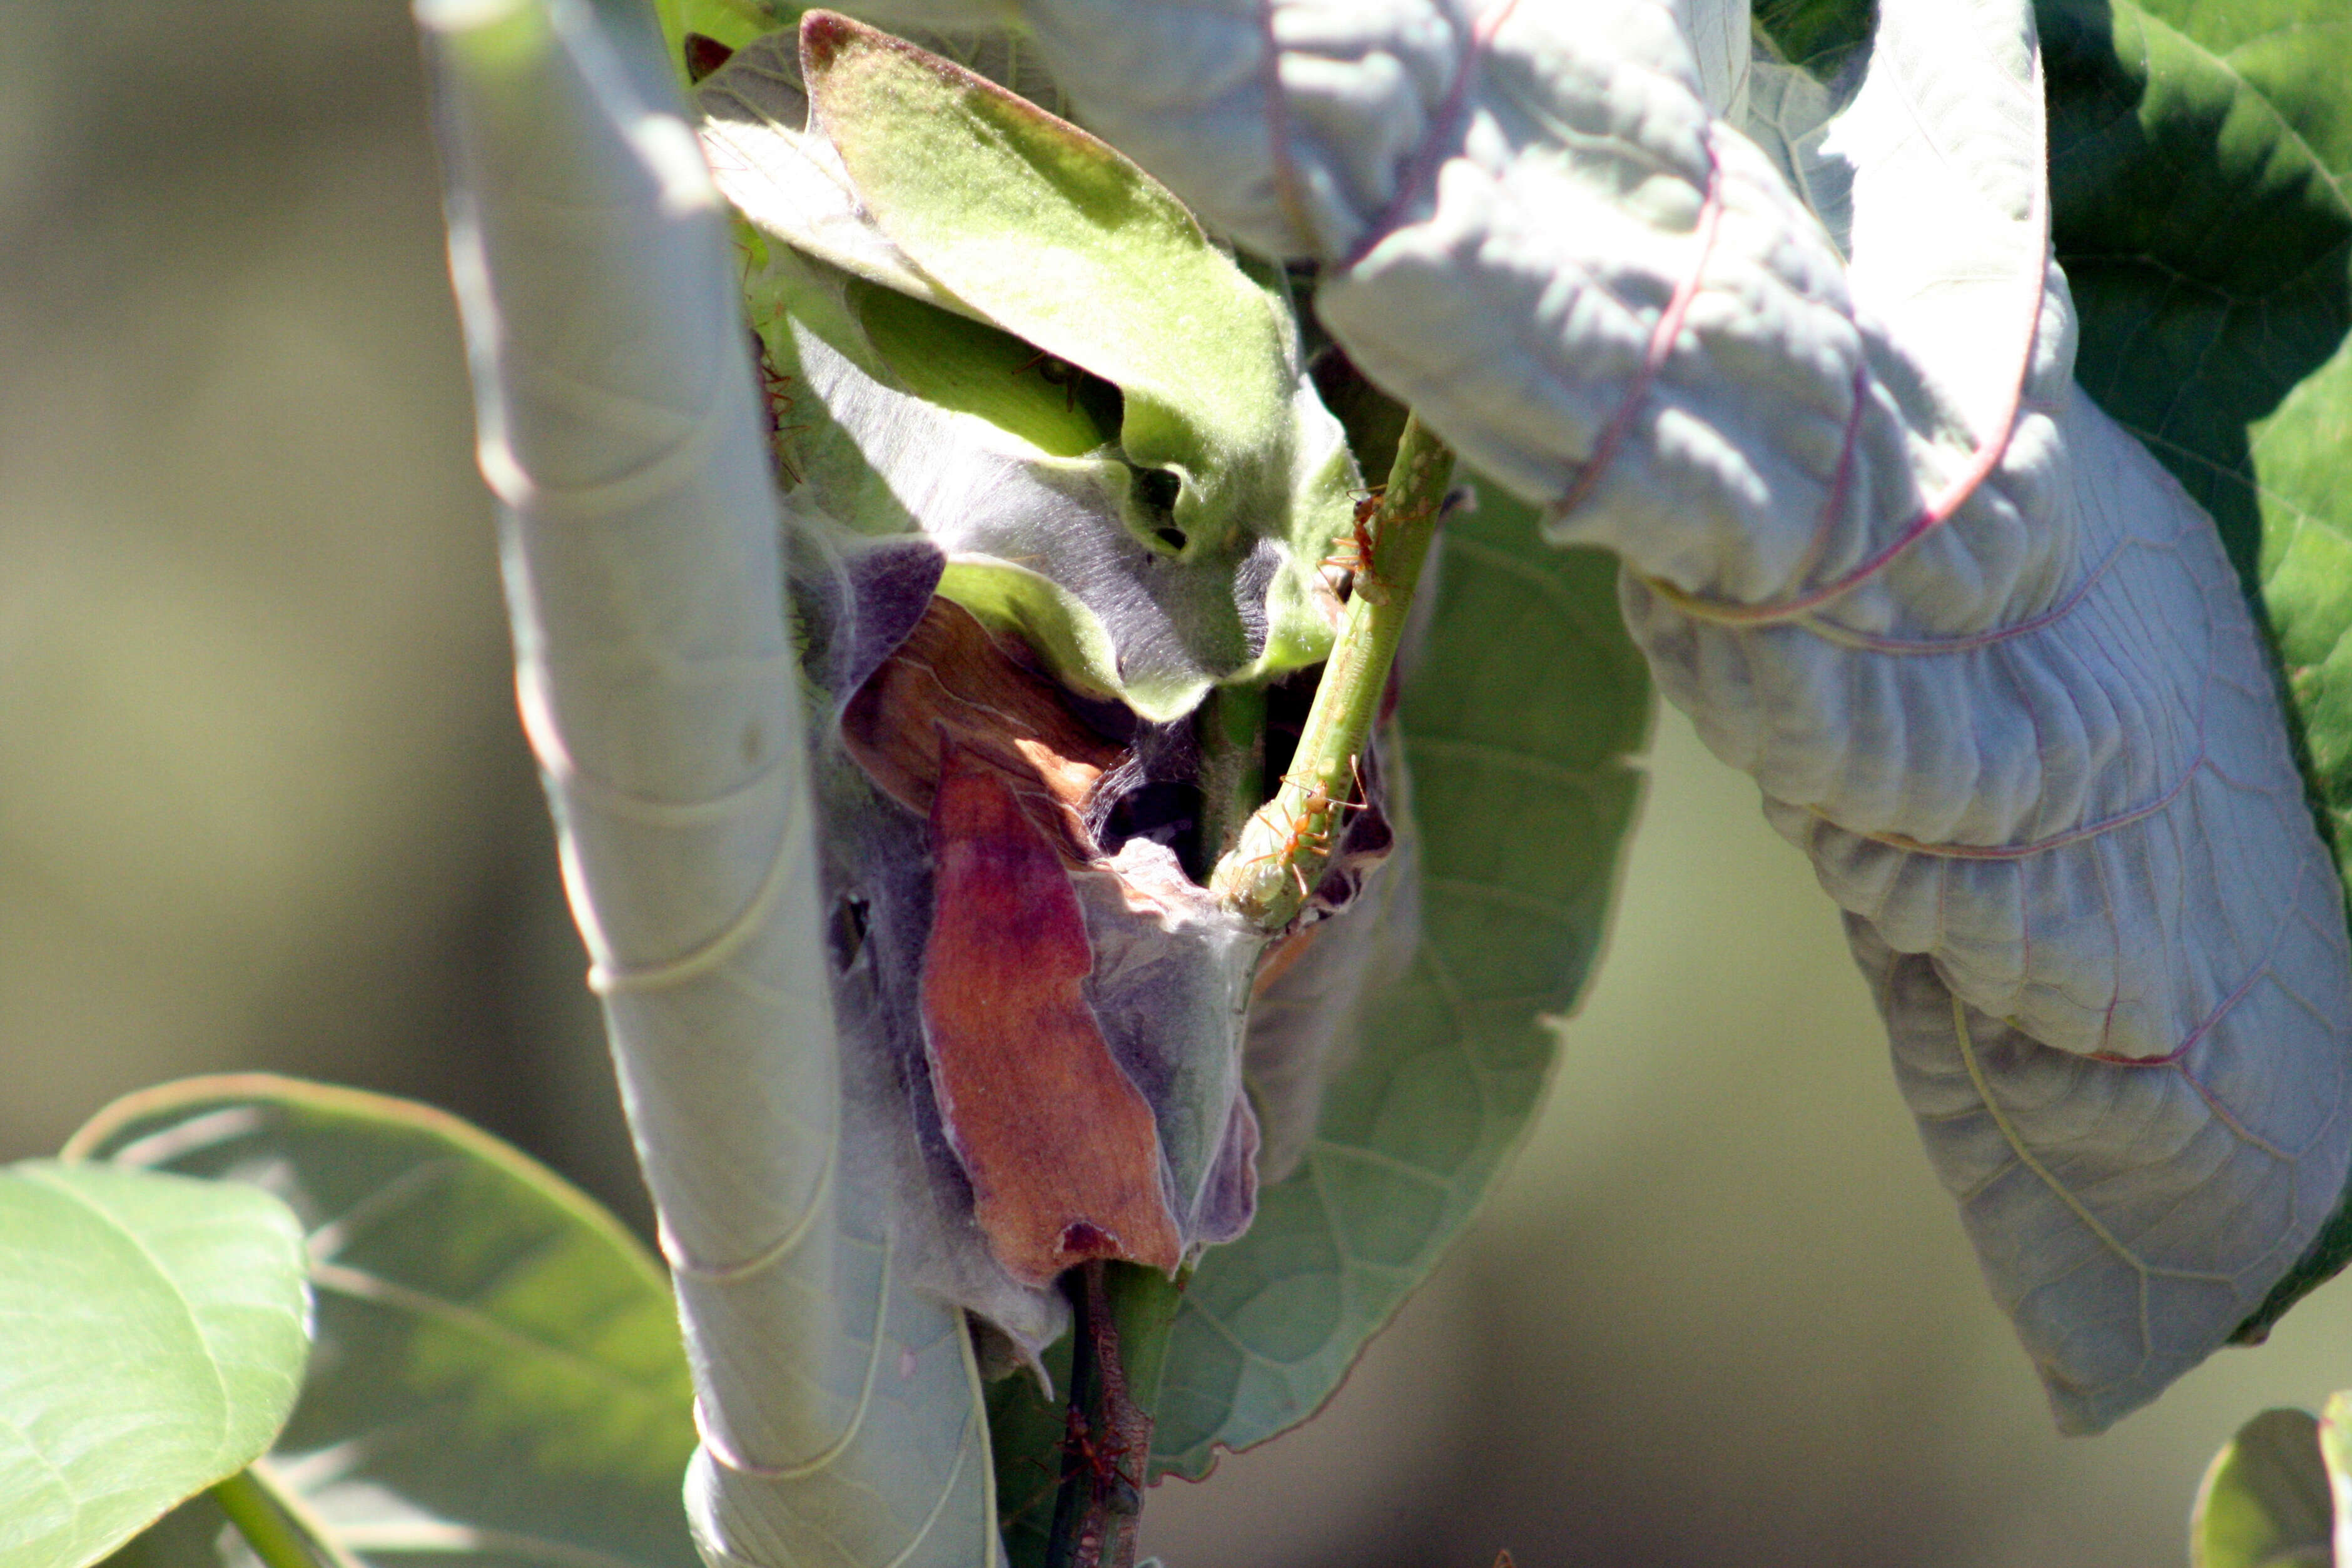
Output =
[
  {"x1": 1044, "y1": 1262, "x2": 1158, "y2": 1568},
  {"x1": 1103, "y1": 1260, "x2": 1185, "y2": 1418},
  {"x1": 210, "y1": 1470, "x2": 323, "y2": 1568},
  {"x1": 1209, "y1": 413, "x2": 1454, "y2": 928}
]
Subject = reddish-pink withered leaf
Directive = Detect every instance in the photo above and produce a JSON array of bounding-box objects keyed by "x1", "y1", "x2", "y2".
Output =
[{"x1": 921, "y1": 739, "x2": 1182, "y2": 1285}]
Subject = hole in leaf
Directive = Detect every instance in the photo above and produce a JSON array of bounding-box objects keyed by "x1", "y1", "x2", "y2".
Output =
[
  {"x1": 1095, "y1": 779, "x2": 1207, "y2": 881},
  {"x1": 1134, "y1": 467, "x2": 1182, "y2": 514},
  {"x1": 828, "y1": 893, "x2": 870, "y2": 973}
]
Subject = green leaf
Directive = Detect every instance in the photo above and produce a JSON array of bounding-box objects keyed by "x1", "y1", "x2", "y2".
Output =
[
  {"x1": 800, "y1": 11, "x2": 1298, "y2": 555},
  {"x1": 1754, "y1": 0, "x2": 1875, "y2": 75},
  {"x1": 1148, "y1": 482, "x2": 1653, "y2": 1475},
  {"x1": 2193, "y1": 1407, "x2": 2334, "y2": 1568},
  {"x1": 0, "y1": 1158, "x2": 308, "y2": 1568},
  {"x1": 2039, "y1": 0, "x2": 2352, "y2": 1339},
  {"x1": 2322, "y1": 1393, "x2": 2352, "y2": 1567},
  {"x1": 64, "y1": 1075, "x2": 700, "y2": 1568},
  {"x1": 701, "y1": 21, "x2": 1360, "y2": 721}
]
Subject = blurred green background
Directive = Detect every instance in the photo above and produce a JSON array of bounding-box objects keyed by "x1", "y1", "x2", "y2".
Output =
[{"x1": 8, "y1": 8, "x2": 2352, "y2": 1565}]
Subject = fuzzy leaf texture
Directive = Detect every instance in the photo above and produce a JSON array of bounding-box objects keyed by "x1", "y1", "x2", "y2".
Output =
[
  {"x1": 416, "y1": 4, "x2": 996, "y2": 1565},
  {"x1": 2030, "y1": 0, "x2": 2352, "y2": 1337},
  {"x1": 694, "y1": 15, "x2": 1361, "y2": 722},
  {"x1": 1349, "y1": 0, "x2": 2352, "y2": 1434},
  {"x1": 781, "y1": 0, "x2": 2352, "y2": 1430}
]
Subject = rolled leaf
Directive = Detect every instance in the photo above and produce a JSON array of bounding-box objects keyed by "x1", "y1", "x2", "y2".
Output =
[
  {"x1": 415, "y1": 2, "x2": 993, "y2": 1562},
  {"x1": 694, "y1": 17, "x2": 1361, "y2": 721}
]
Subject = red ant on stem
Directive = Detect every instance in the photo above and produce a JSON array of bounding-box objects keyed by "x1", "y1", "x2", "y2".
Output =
[
  {"x1": 1324, "y1": 485, "x2": 1391, "y2": 602},
  {"x1": 747, "y1": 325, "x2": 806, "y2": 487},
  {"x1": 1250, "y1": 754, "x2": 1370, "y2": 900}
]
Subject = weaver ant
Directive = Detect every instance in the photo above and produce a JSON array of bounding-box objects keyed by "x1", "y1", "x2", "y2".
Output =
[
  {"x1": 1323, "y1": 485, "x2": 1391, "y2": 602},
  {"x1": 1249, "y1": 756, "x2": 1369, "y2": 899},
  {"x1": 1005, "y1": 1409, "x2": 1140, "y2": 1539},
  {"x1": 1060, "y1": 1409, "x2": 1143, "y2": 1512},
  {"x1": 748, "y1": 326, "x2": 806, "y2": 486}
]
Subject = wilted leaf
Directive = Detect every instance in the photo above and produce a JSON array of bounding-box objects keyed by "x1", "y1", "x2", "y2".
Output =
[
  {"x1": 2192, "y1": 1407, "x2": 2332, "y2": 1568},
  {"x1": 65, "y1": 1075, "x2": 699, "y2": 1568},
  {"x1": 0, "y1": 1158, "x2": 308, "y2": 1568},
  {"x1": 923, "y1": 741, "x2": 1187, "y2": 1285}
]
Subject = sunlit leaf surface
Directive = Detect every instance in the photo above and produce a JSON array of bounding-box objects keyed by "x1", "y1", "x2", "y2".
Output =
[
  {"x1": 0, "y1": 1158, "x2": 308, "y2": 1568},
  {"x1": 68, "y1": 1075, "x2": 698, "y2": 1568}
]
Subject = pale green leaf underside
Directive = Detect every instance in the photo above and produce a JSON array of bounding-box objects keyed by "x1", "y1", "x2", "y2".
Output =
[
  {"x1": 1152, "y1": 485, "x2": 1652, "y2": 1475},
  {"x1": 0, "y1": 1158, "x2": 308, "y2": 1568},
  {"x1": 2039, "y1": 0, "x2": 2352, "y2": 1335},
  {"x1": 68, "y1": 1075, "x2": 701, "y2": 1568}
]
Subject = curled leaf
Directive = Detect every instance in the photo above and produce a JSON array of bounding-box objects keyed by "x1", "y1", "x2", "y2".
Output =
[
  {"x1": 696, "y1": 17, "x2": 1361, "y2": 719},
  {"x1": 417, "y1": 1, "x2": 996, "y2": 1560}
]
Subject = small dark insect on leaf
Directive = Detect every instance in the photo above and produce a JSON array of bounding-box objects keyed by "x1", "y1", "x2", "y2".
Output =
[
  {"x1": 1014, "y1": 347, "x2": 1083, "y2": 411},
  {"x1": 747, "y1": 328, "x2": 805, "y2": 487},
  {"x1": 682, "y1": 32, "x2": 733, "y2": 84}
]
